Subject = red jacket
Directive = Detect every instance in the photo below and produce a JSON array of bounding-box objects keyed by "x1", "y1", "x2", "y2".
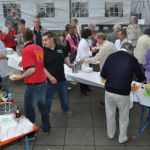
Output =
[{"x1": 0, "y1": 28, "x2": 17, "y2": 49}]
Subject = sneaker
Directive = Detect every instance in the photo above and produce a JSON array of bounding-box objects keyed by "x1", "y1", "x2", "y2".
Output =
[
  {"x1": 43, "y1": 131, "x2": 50, "y2": 135},
  {"x1": 64, "y1": 110, "x2": 73, "y2": 117},
  {"x1": 49, "y1": 112, "x2": 54, "y2": 118},
  {"x1": 67, "y1": 86, "x2": 72, "y2": 90},
  {"x1": 119, "y1": 136, "x2": 134, "y2": 144}
]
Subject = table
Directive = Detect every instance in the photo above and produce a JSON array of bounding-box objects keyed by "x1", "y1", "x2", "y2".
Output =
[
  {"x1": 7, "y1": 53, "x2": 150, "y2": 133},
  {"x1": 7, "y1": 52, "x2": 22, "y2": 71},
  {"x1": 65, "y1": 65, "x2": 150, "y2": 133},
  {"x1": 0, "y1": 124, "x2": 38, "y2": 150},
  {"x1": 132, "y1": 87, "x2": 150, "y2": 133}
]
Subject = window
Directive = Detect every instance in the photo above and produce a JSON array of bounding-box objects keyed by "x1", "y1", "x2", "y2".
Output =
[
  {"x1": 3, "y1": 3, "x2": 21, "y2": 19},
  {"x1": 37, "y1": 3, "x2": 55, "y2": 18},
  {"x1": 105, "y1": 2, "x2": 123, "y2": 17},
  {"x1": 72, "y1": 2, "x2": 89, "y2": 17}
]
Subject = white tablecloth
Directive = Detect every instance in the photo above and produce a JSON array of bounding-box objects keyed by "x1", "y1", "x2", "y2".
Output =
[
  {"x1": 65, "y1": 65, "x2": 150, "y2": 108},
  {"x1": 7, "y1": 52, "x2": 22, "y2": 71},
  {"x1": 7, "y1": 53, "x2": 150, "y2": 108}
]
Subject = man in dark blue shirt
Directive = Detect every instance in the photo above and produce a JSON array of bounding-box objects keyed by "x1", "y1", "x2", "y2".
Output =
[{"x1": 101, "y1": 42, "x2": 145, "y2": 143}]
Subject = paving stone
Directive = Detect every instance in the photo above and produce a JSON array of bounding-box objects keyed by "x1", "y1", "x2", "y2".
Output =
[
  {"x1": 36, "y1": 128, "x2": 65, "y2": 145},
  {"x1": 65, "y1": 128, "x2": 94, "y2": 145},
  {"x1": 64, "y1": 146, "x2": 95, "y2": 150},
  {"x1": 67, "y1": 114, "x2": 92, "y2": 127},
  {"x1": 69, "y1": 92, "x2": 90, "y2": 104},
  {"x1": 91, "y1": 102, "x2": 105, "y2": 115},
  {"x1": 127, "y1": 128, "x2": 150, "y2": 146},
  {"x1": 51, "y1": 114, "x2": 67, "y2": 128},
  {"x1": 93, "y1": 115, "x2": 106, "y2": 128},
  {"x1": 96, "y1": 146, "x2": 126, "y2": 150},
  {"x1": 51, "y1": 100, "x2": 63, "y2": 113},
  {"x1": 33, "y1": 145, "x2": 63, "y2": 150},
  {"x1": 69, "y1": 103, "x2": 91, "y2": 114},
  {"x1": 94, "y1": 128, "x2": 119, "y2": 145},
  {"x1": 126, "y1": 146, "x2": 150, "y2": 150},
  {"x1": 3, "y1": 142, "x2": 34, "y2": 150}
]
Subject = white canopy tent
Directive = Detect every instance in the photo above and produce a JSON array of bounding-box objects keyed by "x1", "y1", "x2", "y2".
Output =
[{"x1": 0, "y1": 0, "x2": 149, "y2": 30}]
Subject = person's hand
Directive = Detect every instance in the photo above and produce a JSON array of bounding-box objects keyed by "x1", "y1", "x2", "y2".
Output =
[
  {"x1": 49, "y1": 76, "x2": 57, "y2": 84},
  {"x1": 79, "y1": 58, "x2": 85, "y2": 64},
  {"x1": 9, "y1": 74, "x2": 22, "y2": 81},
  {"x1": 68, "y1": 64, "x2": 74, "y2": 68},
  {"x1": 91, "y1": 46, "x2": 97, "y2": 52}
]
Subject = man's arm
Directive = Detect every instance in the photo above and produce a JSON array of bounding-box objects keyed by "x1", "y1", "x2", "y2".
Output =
[
  {"x1": 100, "y1": 56, "x2": 109, "y2": 79},
  {"x1": 44, "y1": 68, "x2": 57, "y2": 84},
  {"x1": 10, "y1": 67, "x2": 35, "y2": 81},
  {"x1": 64, "y1": 56, "x2": 74, "y2": 68}
]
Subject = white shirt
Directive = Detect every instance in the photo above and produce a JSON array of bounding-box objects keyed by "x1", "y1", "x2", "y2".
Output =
[
  {"x1": 0, "y1": 41, "x2": 9, "y2": 77},
  {"x1": 115, "y1": 38, "x2": 131, "y2": 51},
  {"x1": 76, "y1": 38, "x2": 92, "y2": 61}
]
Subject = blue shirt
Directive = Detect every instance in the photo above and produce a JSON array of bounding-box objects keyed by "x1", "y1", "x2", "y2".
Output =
[{"x1": 101, "y1": 51, "x2": 145, "y2": 95}]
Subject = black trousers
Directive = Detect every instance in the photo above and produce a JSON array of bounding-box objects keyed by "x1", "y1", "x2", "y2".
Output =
[{"x1": 80, "y1": 83, "x2": 89, "y2": 93}]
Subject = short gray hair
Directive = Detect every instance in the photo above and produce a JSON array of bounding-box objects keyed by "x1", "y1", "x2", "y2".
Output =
[{"x1": 121, "y1": 42, "x2": 134, "y2": 52}]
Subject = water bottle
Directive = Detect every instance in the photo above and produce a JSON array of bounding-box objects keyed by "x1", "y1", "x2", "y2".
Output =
[
  {"x1": 15, "y1": 107, "x2": 21, "y2": 118},
  {"x1": 72, "y1": 61, "x2": 78, "y2": 73}
]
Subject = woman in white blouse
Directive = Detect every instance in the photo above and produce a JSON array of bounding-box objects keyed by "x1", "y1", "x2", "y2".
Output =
[{"x1": 76, "y1": 28, "x2": 94, "y2": 95}]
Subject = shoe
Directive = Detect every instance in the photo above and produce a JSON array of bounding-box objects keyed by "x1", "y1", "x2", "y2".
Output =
[
  {"x1": 67, "y1": 86, "x2": 72, "y2": 90},
  {"x1": 120, "y1": 136, "x2": 133, "y2": 144},
  {"x1": 49, "y1": 112, "x2": 54, "y2": 118},
  {"x1": 87, "y1": 88, "x2": 93, "y2": 92},
  {"x1": 64, "y1": 110, "x2": 73, "y2": 117},
  {"x1": 43, "y1": 131, "x2": 50, "y2": 135},
  {"x1": 100, "y1": 101, "x2": 105, "y2": 106}
]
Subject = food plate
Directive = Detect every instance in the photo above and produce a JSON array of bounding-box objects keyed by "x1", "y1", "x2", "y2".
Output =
[{"x1": 131, "y1": 83, "x2": 140, "y2": 92}]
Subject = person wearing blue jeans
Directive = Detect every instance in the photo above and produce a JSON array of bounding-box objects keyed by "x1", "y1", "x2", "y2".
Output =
[
  {"x1": 25, "y1": 83, "x2": 50, "y2": 132},
  {"x1": 43, "y1": 31, "x2": 73, "y2": 116},
  {"x1": 46, "y1": 81, "x2": 69, "y2": 113},
  {"x1": 10, "y1": 29, "x2": 50, "y2": 136}
]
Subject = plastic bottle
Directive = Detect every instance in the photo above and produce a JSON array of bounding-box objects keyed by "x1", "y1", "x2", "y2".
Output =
[{"x1": 15, "y1": 107, "x2": 21, "y2": 118}]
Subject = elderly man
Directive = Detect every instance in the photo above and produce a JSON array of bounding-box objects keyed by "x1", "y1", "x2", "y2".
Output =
[
  {"x1": 107, "y1": 24, "x2": 121, "y2": 43},
  {"x1": 31, "y1": 16, "x2": 47, "y2": 47},
  {"x1": 101, "y1": 42, "x2": 145, "y2": 143},
  {"x1": 80, "y1": 32, "x2": 117, "y2": 71}
]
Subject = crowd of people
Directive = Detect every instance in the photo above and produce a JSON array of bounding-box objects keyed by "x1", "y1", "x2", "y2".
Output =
[{"x1": 0, "y1": 15, "x2": 150, "y2": 143}]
